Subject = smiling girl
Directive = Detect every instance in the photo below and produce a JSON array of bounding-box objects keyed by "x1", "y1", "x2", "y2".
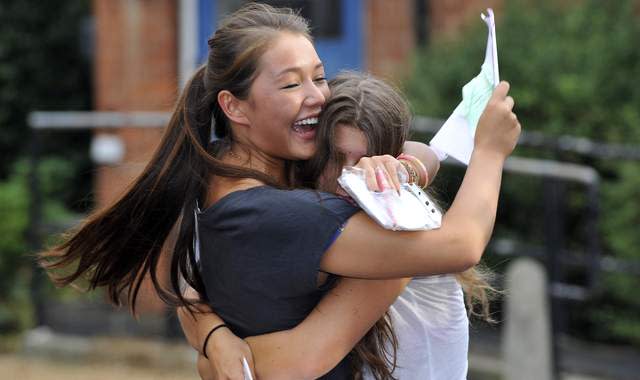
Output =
[
  {"x1": 184, "y1": 71, "x2": 495, "y2": 380},
  {"x1": 40, "y1": 4, "x2": 520, "y2": 379}
]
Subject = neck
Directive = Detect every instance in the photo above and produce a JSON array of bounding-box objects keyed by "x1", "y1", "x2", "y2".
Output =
[
  {"x1": 224, "y1": 143, "x2": 288, "y2": 185},
  {"x1": 205, "y1": 143, "x2": 289, "y2": 208}
]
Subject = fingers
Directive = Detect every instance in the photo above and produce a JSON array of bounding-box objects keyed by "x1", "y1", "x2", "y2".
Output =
[
  {"x1": 382, "y1": 159, "x2": 404, "y2": 194},
  {"x1": 354, "y1": 157, "x2": 381, "y2": 192},
  {"x1": 361, "y1": 161, "x2": 380, "y2": 191},
  {"x1": 492, "y1": 81, "x2": 510, "y2": 100},
  {"x1": 354, "y1": 155, "x2": 405, "y2": 193},
  {"x1": 505, "y1": 96, "x2": 515, "y2": 111},
  {"x1": 374, "y1": 167, "x2": 392, "y2": 192},
  {"x1": 197, "y1": 355, "x2": 215, "y2": 380}
]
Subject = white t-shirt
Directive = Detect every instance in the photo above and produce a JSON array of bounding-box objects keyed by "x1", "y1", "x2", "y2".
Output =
[{"x1": 363, "y1": 274, "x2": 469, "y2": 380}]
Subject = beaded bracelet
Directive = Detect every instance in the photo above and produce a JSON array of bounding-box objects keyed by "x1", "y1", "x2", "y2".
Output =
[
  {"x1": 202, "y1": 323, "x2": 229, "y2": 359},
  {"x1": 398, "y1": 153, "x2": 429, "y2": 188},
  {"x1": 399, "y1": 160, "x2": 419, "y2": 185}
]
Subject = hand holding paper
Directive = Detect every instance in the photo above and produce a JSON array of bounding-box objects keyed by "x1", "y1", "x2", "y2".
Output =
[
  {"x1": 338, "y1": 167, "x2": 442, "y2": 231},
  {"x1": 474, "y1": 82, "x2": 520, "y2": 159},
  {"x1": 430, "y1": 8, "x2": 500, "y2": 165}
]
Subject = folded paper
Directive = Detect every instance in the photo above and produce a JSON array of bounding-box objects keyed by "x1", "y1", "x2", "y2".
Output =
[
  {"x1": 430, "y1": 8, "x2": 499, "y2": 165},
  {"x1": 338, "y1": 167, "x2": 442, "y2": 231}
]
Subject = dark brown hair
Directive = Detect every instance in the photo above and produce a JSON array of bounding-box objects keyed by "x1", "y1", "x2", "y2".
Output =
[
  {"x1": 301, "y1": 71, "x2": 410, "y2": 190},
  {"x1": 38, "y1": 4, "x2": 399, "y2": 378},
  {"x1": 301, "y1": 71, "x2": 411, "y2": 380},
  {"x1": 302, "y1": 71, "x2": 497, "y2": 378},
  {"x1": 39, "y1": 3, "x2": 311, "y2": 312}
]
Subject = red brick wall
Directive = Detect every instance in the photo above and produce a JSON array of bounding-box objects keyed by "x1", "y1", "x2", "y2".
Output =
[
  {"x1": 429, "y1": 0, "x2": 503, "y2": 39},
  {"x1": 365, "y1": 0, "x2": 504, "y2": 83},
  {"x1": 91, "y1": 0, "x2": 503, "y2": 208},
  {"x1": 93, "y1": 0, "x2": 177, "y2": 208},
  {"x1": 365, "y1": 0, "x2": 416, "y2": 83}
]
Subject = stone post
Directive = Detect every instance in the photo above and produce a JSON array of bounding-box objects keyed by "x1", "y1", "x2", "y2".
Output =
[{"x1": 503, "y1": 257, "x2": 553, "y2": 380}]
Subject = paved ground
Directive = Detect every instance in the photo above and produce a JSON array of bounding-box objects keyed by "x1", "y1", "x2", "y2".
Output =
[
  {"x1": 2, "y1": 327, "x2": 637, "y2": 380},
  {"x1": 0, "y1": 354, "x2": 198, "y2": 380},
  {"x1": 469, "y1": 326, "x2": 640, "y2": 380}
]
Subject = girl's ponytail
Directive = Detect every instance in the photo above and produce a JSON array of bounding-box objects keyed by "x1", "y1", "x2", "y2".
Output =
[
  {"x1": 39, "y1": 3, "x2": 313, "y2": 313},
  {"x1": 40, "y1": 66, "x2": 213, "y2": 313}
]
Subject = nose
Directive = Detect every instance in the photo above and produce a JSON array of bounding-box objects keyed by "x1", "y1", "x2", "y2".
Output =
[{"x1": 303, "y1": 79, "x2": 327, "y2": 108}]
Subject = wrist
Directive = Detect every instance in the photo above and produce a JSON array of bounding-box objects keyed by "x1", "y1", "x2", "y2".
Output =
[
  {"x1": 397, "y1": 153, "x2": 429, "y2": 188},
  {"x1": 470, "y1": 147, "x2": 507, "y2": 167},
  {"x1": 202, "y1": 323, "x2": 229, "y2": 359}
]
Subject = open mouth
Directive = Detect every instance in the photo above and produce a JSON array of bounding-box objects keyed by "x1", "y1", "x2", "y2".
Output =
[{"x1": 292, "y1": 117, "x2": 318, "y2": 138}]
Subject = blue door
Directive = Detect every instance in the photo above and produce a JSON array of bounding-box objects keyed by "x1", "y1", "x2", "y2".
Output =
[{"x1": 196, "y1": 0, "x2": 363, "y2": 78}]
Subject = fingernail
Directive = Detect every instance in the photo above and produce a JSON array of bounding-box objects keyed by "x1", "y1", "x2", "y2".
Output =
[{"x1": 375, "y1": 167, "x2": 390, "y2": 191}]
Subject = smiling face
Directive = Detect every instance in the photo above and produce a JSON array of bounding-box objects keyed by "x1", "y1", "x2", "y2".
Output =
[
  {"x1": 299, "y1": 72, "x2": 412, "y2": 192},
  {"x1": 237, "y1": 32, "x2": 330, "y2": 161}
]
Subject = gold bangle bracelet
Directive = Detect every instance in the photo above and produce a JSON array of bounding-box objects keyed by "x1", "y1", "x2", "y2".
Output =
[{"x1": 399, "y1": 160, "x2": 419, "y2": 184}]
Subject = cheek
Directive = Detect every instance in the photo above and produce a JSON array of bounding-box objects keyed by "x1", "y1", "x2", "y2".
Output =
[
  {"x1": 344, "y1": 153, "x2": 363, "y2": 167},
  {"x1": 320, "y1": 83, "x2": 330, "y2": 100}
]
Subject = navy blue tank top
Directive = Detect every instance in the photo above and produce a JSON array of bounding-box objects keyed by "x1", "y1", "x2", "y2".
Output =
[{"x1": 197, "y1": 186, "x2": 359, "y2": 379}]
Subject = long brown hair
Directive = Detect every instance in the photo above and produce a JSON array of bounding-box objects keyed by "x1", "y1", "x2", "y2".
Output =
[
  {"x1": 301, "y1": 72, "x2": 411, "y2": 380},
  {"x1": 303, "y1": 71, "x2": 498, "y2": 379},
  {"x1": 39, "y1": 3, "x2": 312, "y2": 312},
  {"x1": 38, "y1": 4, "x2": 397, "y2": 377},
  {"x1": 301, "y1": 71, "x2": 410, "y2": 190}
]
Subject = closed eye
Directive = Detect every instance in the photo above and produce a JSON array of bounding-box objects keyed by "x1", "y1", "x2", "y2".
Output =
[{"x1": 281, "y1": 83, "x2": 300, "y2": 90}]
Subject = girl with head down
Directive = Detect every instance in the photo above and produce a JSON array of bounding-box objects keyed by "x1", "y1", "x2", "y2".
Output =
[{"x1": 40, "y1": 4, "x2": 520, "y2": 379}]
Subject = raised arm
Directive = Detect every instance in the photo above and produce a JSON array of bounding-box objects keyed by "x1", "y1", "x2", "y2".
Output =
[
  {"x1": 321, "y1": 82, "x2": 520, "y2": 278},
  {"x1": 186, "y1": 82, "x2": 519, "y2": 378}
]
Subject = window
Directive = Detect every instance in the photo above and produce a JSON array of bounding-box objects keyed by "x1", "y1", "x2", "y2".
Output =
[{"x1": 197, "y1": 0, "x2": 362, "y2": 77}]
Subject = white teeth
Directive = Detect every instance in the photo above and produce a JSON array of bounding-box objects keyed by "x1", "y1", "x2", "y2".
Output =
[{"x1": 294, "y1": 117, "x2": 318, "y2": 126}]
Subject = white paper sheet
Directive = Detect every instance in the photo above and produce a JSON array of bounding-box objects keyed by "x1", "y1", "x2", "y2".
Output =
[
  {"x1": 430, "y1": 8, "x2": 499, "y2": 165},
  {"x1": 243, "y1": 357, "x2": 254, "y2": 380},
  {"x1": 337, "y1": 167, "x2": 442, "y2": 231}
]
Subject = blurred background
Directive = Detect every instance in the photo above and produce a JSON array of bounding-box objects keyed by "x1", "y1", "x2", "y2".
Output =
[{"x1": 1, "y1": 0, "x2": 639, "y2": 379}]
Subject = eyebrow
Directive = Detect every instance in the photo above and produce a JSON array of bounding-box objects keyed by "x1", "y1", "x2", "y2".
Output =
[{"x1": 275, "y1": 63, "x2": 325, "y2": 78}]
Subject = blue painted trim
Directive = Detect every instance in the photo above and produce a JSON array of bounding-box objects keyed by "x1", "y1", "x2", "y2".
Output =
[
  {"x1": 197, "y1": 0, "x2": 216, "y2": 64},
  {"x1": 314, "y1": 0, "x2": 363, "y2": 78},
  {"x1": 196, "y1": 0, "x2": 363, "y2": 77}
]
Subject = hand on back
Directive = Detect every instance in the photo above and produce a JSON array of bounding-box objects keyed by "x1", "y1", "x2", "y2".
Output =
[{"x1": 200, "y1": 328, "x2": 256, "y2": 380}]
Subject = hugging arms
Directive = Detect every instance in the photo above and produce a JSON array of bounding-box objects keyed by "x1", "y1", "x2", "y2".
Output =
[{"x1": 39, "y1": 4, "x2": 520, "y2": 380}]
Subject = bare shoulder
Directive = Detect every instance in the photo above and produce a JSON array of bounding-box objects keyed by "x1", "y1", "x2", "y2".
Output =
[{"x1": 206, "y1": 176, "x2": 264, "y2": 207}]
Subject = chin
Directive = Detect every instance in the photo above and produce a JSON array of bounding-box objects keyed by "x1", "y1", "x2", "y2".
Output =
[{"x1": 289, "y1": 145, "x2": 317, "y2": 161}]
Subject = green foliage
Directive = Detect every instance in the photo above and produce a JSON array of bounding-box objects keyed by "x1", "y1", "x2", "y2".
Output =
[
  {"x1": 0, "y1": 0, "x2": 91, "y2": 179},
  {"x1": 405, "y1": 0, "x2": 640, "y2": 344},
  {"x1": 0, "y1": 0, "x2": 92, "y2": 332},
  {"x1": 0, "y1": 159, "x2": 79, "y2": 331}
]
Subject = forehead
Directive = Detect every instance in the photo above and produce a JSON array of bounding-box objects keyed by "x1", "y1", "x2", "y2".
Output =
[
  {"x1": 335, "y1": 123, "x2": 367, "y2": 152},
  {"x1": 257, "y1": 32, "x2": 322, "y2": 77}
]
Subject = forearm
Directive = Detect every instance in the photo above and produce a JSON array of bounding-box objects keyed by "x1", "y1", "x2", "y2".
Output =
[
  {"x1": 246, "y1": 277, "x2": 409, "y2": 379},
  {"x1": 321, "y1": 149, "x2": 506, "y2": 278},
  {"x1": 443, "y1": 148, "x2": 505, "y2": 260},
  {"x1": 178, "y1": 303, "x2": 225, "y2": 352}
]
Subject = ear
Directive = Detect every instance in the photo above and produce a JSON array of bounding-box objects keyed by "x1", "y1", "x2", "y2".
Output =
[{"x1": 217, "y1": 90, "x2": 250, "y2": 126}]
